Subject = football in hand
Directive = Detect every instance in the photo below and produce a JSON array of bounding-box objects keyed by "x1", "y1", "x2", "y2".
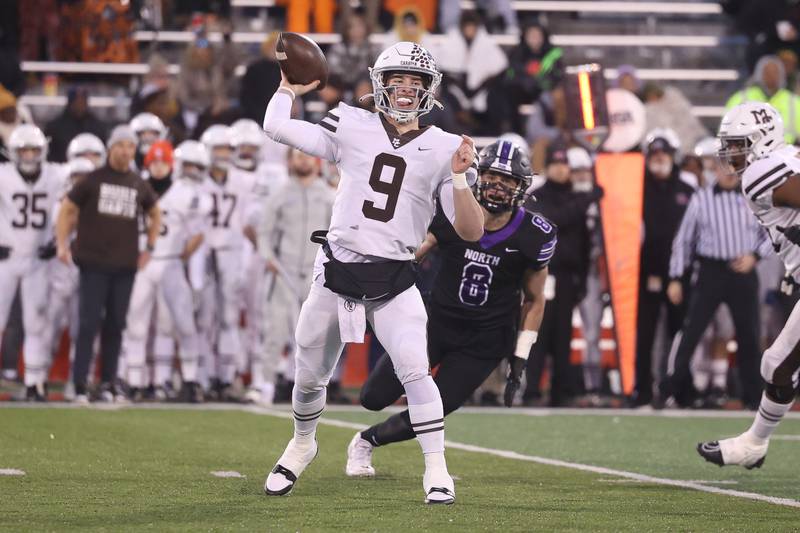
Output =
[{"x1": 275, "y1": 32, "x2": 329, "y2": 90}]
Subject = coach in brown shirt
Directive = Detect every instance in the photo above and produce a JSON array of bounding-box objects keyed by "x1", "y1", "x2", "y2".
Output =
[{"x1": 55, "y1": 125, "x2": 161, "y2": 403}]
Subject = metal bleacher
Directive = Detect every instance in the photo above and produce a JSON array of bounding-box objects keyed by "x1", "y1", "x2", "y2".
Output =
[{"x1": 22, "y1": 0, "x2": 744, "y2": 130}]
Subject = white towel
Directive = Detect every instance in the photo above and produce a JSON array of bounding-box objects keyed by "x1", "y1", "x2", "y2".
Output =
[{"x1": 337, "y1": 296, "x2": 366, "y2": 343}]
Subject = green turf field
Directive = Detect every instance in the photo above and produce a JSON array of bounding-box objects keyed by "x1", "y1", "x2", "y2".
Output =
[{"x1": 1, "y1": 405, "x2": 799, "y2": 532}]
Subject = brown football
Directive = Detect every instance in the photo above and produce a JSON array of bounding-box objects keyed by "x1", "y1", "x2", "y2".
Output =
[{"x1": 275, "y1": 32, "x2": 328, "y2": 90}]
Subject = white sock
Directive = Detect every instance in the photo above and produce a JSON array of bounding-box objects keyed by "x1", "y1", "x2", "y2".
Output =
[
  {"x1": 404, "y1": 376, "x2": 445, "y2": 455},
  {"x1": 154, "y1": 357, "x2": 172, "y2": 387},
  {"x1": 747, "y1": 392, "x2": 794, "y2": 443},
  {"x1": 219, "y1": 354, "x2": 237, "y2": 384},
  {"x1": 711, "y1": 359, "x2": 728, "y2": 389},
  {"x1": 292, "y1": 386, "x2": 326, "y2": 444}
]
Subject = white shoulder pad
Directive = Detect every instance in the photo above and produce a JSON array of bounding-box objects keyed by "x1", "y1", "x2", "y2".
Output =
[{"x1": 742, "y1": 154, "x2": 794, "y2": 205}]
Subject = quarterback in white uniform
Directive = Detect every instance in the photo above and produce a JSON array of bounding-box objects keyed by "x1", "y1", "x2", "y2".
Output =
[
  {"x1": 698, "y1": 102, "x2": 800, "y2": 469},
  {"x1": 0, "y1": 125, "x2": 68, "y2": 400},
  {"x1": 122, "y1": 140, "x2": 208, "y2": 402},
  {"x1": 261, "y1": 42, "x2": 484, "y2": 504}
]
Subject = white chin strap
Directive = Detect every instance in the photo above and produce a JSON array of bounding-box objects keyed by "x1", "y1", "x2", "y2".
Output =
[{"x1": 18, "y1": 161, "x2": 40, "y2": 174}]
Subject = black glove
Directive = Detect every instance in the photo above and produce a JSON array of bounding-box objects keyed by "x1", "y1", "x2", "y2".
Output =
[
  {"x1": 38, "y1": 242, "x2": 57, "y2": 260},
  {"x1": 0, "y1": 246, "x2": 9, "y2": 260},
  {"x1": 777, "y1": 225, "x2": 800, "y2": 246},
  {"x1": 503, "y1": 356, "x2": 528, "y2": 407}
]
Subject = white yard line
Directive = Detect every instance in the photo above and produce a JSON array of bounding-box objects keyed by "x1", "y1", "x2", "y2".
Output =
[
  {"x1": 0, "y1": 468, "x2": 25, "y2": 476},
  {"x1": 3, "y1": 403, "x2": 800, "y2": 508},
  {"x1": 771, "y1": 435, "x2": 800, "y2": 441},
  {"x1": 211, "y1": 471, "x2": 246, "y2": 478}
]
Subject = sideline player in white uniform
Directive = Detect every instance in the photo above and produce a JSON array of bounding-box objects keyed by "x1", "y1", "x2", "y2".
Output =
[
  {"x1": 257, "y1": 149, "x2": 335, "y2": 405},
  {"x1": 198, "y1": 126, "x2": 257, "y2": 398},
  {"x1": 261, "y1": 42, "x2": 484, "y2": 504},
  {"x1": 122, "y1": 140, "x2": 208, "y2": 402},
  {"x1": 230, "y1": 118, "x2": 288, "y2": 402},
  {"x1": 130, "y1": 112, "x2": 167, "y2": 170},
  {"x1": 0, "y1": 124, "x2": 68, "y2": 400},
  {"x1": 67, "y1": 133, "x2": 106, "y2": 169},
  {"x1": 698, "y1": 102, "x2": 800, "y2": 468}
]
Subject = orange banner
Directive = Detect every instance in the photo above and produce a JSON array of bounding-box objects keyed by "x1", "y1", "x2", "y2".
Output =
[{"x1": 595, "y1": 152, "x2": 645, "y2": 396}]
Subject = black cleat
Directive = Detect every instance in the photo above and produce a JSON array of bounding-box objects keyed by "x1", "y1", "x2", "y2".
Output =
[
  {"x1": 25, "y1": 383, "x2": 48, "y2": 402},
  {"x1": 696, "y1": 441, "x2": 724, "y2": 466}
]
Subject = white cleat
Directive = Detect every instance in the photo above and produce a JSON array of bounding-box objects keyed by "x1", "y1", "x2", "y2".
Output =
[
  {"x1": 423, "y1": 467, "x2": 455, "y2": 505},
  {"x1": 264, "y1": 438, "x2": 318, "y2": 496},
  {"x1": 697, "y1": 432, "x2": 768, "y2": 470},
  {"x1": 345, "y1": 433, "x2": 375, "y2": 477},
  {"x1": 244, "y1": 387, "x2": 261, "y2": 404}
]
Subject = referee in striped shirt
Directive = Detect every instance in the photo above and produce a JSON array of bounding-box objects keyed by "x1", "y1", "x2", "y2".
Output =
[{"x1": 658, "y1": 157, "x2": 773, "y2": 410}]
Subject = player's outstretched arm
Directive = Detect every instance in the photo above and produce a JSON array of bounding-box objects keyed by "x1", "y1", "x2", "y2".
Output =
[
  {"x1": 504, "y1": 267, "x2": 548, "y2": 407},
  {"x1": 262, "y1": 72, "x2": 338, "y2": 161},
  {"x1": 450, "y1": 135, "x2": 484, "y2": 242}
]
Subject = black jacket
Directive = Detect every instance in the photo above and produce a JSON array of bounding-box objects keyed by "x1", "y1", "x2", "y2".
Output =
[
  {"x1": 44, "y1": 110, "x2": 107, "y2": 163},
  {"x1": 524, "y1": 180, "x2": 599, "y2": 279},
  {"x1": 641, "y1": 169, "x2": 694, "y2": 279},
  {"x1": 239, "y1": 58, "x2": 282, "y2": 124}
]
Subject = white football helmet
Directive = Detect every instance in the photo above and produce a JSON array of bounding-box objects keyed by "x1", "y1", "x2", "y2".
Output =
[
  {"x1": 174, "y1": 140, "x2": 210, "y2": 181},
  {"x1": 693, "y1": 136, "x2": 721, "y2": 158},
  {"x1": 718, "y1": 102, "x2": 784, "y2": 174},
  {"x1": 642, "y1": 127, "x2": 681, "y2": 158},
  {"x1": 201, "y1": 124, "x2": 233, "y2": 170},
  {"x1": 8, "y1": 124, "x2": 48, "y2": 174},
  {"x1": 367, "y1": 41, "x2": 442, "y2": 124},
  {"x1": 230, "y1": 119, "x2": 263, "y2": 171},
  {"x1": 67, "y1": 157, "x2": 96, "y2": 180},
  {"x1": 67, "y1": 132, "x2": 106, "y2": 167},
  {"x1": 130, "y1": 112, "x2": 167, "y2": 155}
]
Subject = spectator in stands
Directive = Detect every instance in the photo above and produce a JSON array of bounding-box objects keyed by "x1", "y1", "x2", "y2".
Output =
[
  {"x1": 523, "y1": 141, "x2": 602, "y2": 407},
  {"x1": 176, "y1": 24, "x2": 238, "y2": 133},
  {"x1": 440, "y1": 0, "x2": 518, "y2": 34},
  {"x1": 338, "y1": 1, "x2": 383, "y2": 33},
  {"x1": 726, "y1": 54, "x2": 800, "y2": 144},
  {"x1": 437, "y1": 11, "x2": 508, "y2": 134},
  {"x1": 633, "y1": 130, "x2": 694, "y2": 408},
  {"x1": 131, "y1": 54, "x2": 172, "y2": 117},
  {"x1": 724, "y1": 0, "x2": 800, "y2": 71},
  {"x1": 614, "y1": 65, "x2": 643, "y2": 99},
  {"x1": 44, "y1": 87, "x2": 108, "y2": 163},
  {"x1": 644, "y1": 82, "x2": 708, "y2": 156},
  {"x1": 328, "y1": 14, "x2": 380, "y2": 97},
  {"x1": 81, "y1": 0, "x2": 139, "y2": 63},
  {"x1": 384, "y1": 6, "x2": 439, "y2": 55},
  {"x1": 501, "y1": 22, "x2": 565, "y2": 133},
  {"x1": 279, "y1": 0, "x2": 334, "y2": 33},
  {"x1": 240, "y1": 33, "x2": 282, "y2": 125},
  {"x1": 0, "y1": 85, "x2": 32, "y2": 163}
]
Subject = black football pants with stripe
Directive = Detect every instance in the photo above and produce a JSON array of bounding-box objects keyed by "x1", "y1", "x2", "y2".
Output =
[
  {"x1": 660, "y1": 259, "x2": 762, "y2": 408},
  {"x1": 359, "y1": 311, "x2": 512, "y2": 446}
]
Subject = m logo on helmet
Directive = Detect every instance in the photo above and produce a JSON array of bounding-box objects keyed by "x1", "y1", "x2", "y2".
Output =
[{"x1": 751, "y1": 109, "x2": 772, "y2": 125}]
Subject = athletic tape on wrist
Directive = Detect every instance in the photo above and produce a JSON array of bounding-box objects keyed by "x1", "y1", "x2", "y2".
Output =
[
  {"x1": 514, "y1": 330, "x2": 538, "y2": 359},
  {"x1": 452, "y1": 172, "x2": 469, "y2": 190},
  {"x1": 278, "y1": 86, "x2": 296, "y2": 100}
]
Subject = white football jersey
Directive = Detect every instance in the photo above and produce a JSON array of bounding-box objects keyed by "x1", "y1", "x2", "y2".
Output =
[
  {"x1": 151, "y1": 179, "x2": 209, "y2": 258},
  {"x1": 239, "y1": 164, "x2": 288, "y2": 228},
  {"x1": 201, "y1": 167, "x2": 257, "y2": 250},
  {"x1": 319, "y1": 103, "x2": 465, "y2": 261},
  {"x1": 0, "y1": 162, "x2": 68, "y2": 256},
  {"x1": 741, "y1": 145, "x2": 800, "y2": 281}
]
